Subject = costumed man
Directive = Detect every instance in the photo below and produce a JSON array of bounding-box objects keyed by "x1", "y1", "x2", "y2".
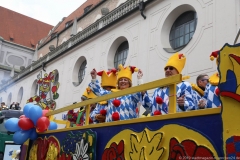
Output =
[
  {"x1": 198, "y1": 51, "x2": 221, "y2": 108},
  {"x1": 142, "y1": 52, "x2": 195, "y2": 115},
  {"x1": 90, "y1": 69, "x2": 117, "y2": 123},
  {"x1": 89, "y1": 64, "x2": 144, "y2": 122},
  {"x1": 191, "y1": 74, "x2": 209, "y2": 109},
  {"x1": 66, "y1": 87, "x2": 97, "y2": 127}
]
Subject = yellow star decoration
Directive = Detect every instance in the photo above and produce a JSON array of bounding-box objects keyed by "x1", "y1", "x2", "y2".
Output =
[{"x1": 129, "y1": 129, "x2": 164, "y2": 160}]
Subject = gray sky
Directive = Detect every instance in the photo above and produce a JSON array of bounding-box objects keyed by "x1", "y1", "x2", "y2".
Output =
[{"x1": 1, "y1": 0, "x2": 86, "y2": 26}]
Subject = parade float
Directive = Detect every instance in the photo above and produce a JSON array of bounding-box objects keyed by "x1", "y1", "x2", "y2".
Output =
[{"x1": 3, "y1": 42, "x2": 239, "y2": 160}]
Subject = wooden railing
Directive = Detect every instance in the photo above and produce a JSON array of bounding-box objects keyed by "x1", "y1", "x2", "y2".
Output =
[{"x1": 45, "y1": 74, "x2": 181, "y2": 128}]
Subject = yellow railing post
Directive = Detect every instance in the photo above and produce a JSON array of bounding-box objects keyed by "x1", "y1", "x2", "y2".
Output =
[
  {"x1": 85, "y1": 105, "x2": 90, "y2": 125},
  {"x1": 168, "y1": 83, "x2": 177, "y2": 114}
]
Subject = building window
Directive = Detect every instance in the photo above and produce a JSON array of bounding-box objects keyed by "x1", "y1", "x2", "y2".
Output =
[
  {"x1": 169, "y1": 11, "x2": 197, "y2": 50},
  {"x1": 78, "y1": 60, "x2": 87, "y2": 84},
  {"x1": 17, "y1": 87, "x2": 23, "y2": 104},
  {"x1": 84, "y1": 5, "x2": 92, "y2": 14},
  {"x1": 114, "y1": 41, "x2": 129, "y2": 69},
  {"x1": 51, "y1": 32, "x2": 57, "y2": 39}
]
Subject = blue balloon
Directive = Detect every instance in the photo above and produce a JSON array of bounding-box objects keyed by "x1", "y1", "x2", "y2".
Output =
[
  {"x1": 48, "y1": 121, "x2": 58, "y2": 130},
  {"x1": 4, "y1": 118, "x2": 21, "y2": 132},
  {"x1": 29, "y1": 128, "x2": 38, "y2": 140},
  {"x1": 28, "y1": 105, "x2": 43, "y2": 125},
  {"x1": 23, "y1": 103, "x2": 35, "y2": 117},
  {"x1": 13, "y1": 130, "x2": 31, "y2": 144}
]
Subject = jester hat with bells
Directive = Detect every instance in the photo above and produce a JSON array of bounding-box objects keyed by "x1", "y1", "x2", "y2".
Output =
[
  {"x1": 210, "y1": 50, "x2": 220, "y2": 65},
  {"x1": 82, "y1": 87, "x2": 97, "y2": 100},
  {"x1": 117, "y1": 64, "x2": 139, "y2": 86},
  {"x1": 97, "y1": 69, "x2": 117, "y2": 88},
  {"x1": 165, "y1": 52, "x2": 186, "y2": 74}
]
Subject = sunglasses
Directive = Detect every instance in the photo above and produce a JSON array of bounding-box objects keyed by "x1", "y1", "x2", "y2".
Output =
[
  {"x1": 201, "y1": 79, "x2": 209, "y2": 82},
  {"x1": 164, "y1": 66, "x2": 174, "y2": 71}
]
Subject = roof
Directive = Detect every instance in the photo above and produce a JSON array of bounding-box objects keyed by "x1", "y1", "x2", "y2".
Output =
[
  {"x1": 39, "y1": 0, "x2": 102, "y2": 48},
  {"x1": 0, "y1": 6, "x2": 53, "y2": 49}
]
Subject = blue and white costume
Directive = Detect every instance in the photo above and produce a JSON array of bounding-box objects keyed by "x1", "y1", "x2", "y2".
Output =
[
  {"x1": 89, "y1": 79, "x2": 142, "y2": 122},
  {"x1": 90, "y1": 102, "x2": 108, "y2": 123},
  {"x1": 203, "y1": 84, "x2": 221, "y2": 108},
  {"x1": 143, "y1": 81, "x2": 195, "y2": 115},
  {"x1": 191, "y1": 84, "x2": 204, "y2": 110}
]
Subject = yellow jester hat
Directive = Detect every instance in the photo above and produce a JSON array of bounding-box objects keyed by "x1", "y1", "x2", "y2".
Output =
[
  {"x1": 82, "y1": 87, "x2": 97, "y2": 99},
  {"x1": 117, "y1": 64, "x2": 139, "y2": 82},
  {"x1": 97, "y1": 69, "x2": 117, "y2": 88},
  {"x1": 165, "y1": 52, "x2": 186, "y2": 74}
]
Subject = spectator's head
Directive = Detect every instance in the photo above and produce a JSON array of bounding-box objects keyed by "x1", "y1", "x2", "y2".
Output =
[
  {"x1": 164, "y1": 53, "x2": 186, "y2": 77},
  {"x1": 117, "y1": 64, "x2": 138, "y2": 90},
  {"x1": 196, "y1": 74, "x2": 209, "y2": 89}
]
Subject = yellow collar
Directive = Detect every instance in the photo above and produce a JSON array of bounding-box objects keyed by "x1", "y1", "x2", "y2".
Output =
[
  {"x1": 98, "y1": 101, "x2": 107, "y2": 105},
  {"x1": 209, "y1": 72, "x2": 219, "y2": 86},
  {"x1": 111, "y1": 89, "x2": 120, "y2": 92},
  {"x1": 96, "y1": 89, "x2": 120, "y2": 104},
  {"x1": 191, "y1": 84, "x2": 204, "y2": 96}
]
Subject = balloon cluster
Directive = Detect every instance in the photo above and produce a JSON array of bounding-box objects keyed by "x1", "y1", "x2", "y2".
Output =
[{"x1": 4, "y1": 103, "x2": 58, "y2": 144}]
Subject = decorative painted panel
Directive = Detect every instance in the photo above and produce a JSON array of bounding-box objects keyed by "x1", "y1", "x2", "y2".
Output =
[{"x1": 27, "y1": 70, "x2": 60, "y2": 110}]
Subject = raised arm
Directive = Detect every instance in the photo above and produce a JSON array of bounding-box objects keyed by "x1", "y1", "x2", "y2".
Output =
[
  {"x1": 131, "y1": 69, "x2": 148, "y2": 105},
  {"x1": 89, "y1": 69, "x2": 110, "y2": 96}
]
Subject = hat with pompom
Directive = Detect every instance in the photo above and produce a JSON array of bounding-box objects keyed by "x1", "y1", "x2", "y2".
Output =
[
  {"x1": 117, "y1": 64, "x2": 139, "y2": 82},
  {"x1": 97, "y1": 69, "x2": 117, "y2": 88},
  {"x1": 82, "y1": 87, "x2": 97, "y2": 99},
  {"x1": 165, "y1": 52, "x2": 186, "y2": 74},
  {"x1": 210, "y1": 50, "x2": 219, "y2": 65}
]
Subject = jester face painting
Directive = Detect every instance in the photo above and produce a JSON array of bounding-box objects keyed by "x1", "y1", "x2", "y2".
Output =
[{"x1": 27, "y1": 70, "x2": 60, "y2": 110}]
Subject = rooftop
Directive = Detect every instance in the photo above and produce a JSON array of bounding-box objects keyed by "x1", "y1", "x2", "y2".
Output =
[{"x1": 0, "y1": 6, "x2": 53, "y2": 49}]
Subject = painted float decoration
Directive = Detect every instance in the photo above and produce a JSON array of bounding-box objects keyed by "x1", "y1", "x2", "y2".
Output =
[
  {"x1": 28, "y1": 130, "x2": 97, "y2": 160},
  {"x1": 25, "y1": 43, "x2": 240, "y2": 160},
  {"x1": 27, "y1": 70, "x2": 60, "y2": 110}
]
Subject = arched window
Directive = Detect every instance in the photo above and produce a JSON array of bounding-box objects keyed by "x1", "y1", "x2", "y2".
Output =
[
  {"x1": 114, "y1": 41, "x2": 129, "y2": 69},
  {"x1": 17, "y1": 87, "x2": 23, "y2": 104},
  {"x1": 78, "y1": 60, "x2": 87, "y2": 84},
  {"x1": 169, "y1": 11, "x2": 197, "y2": 50},
  {"x1": 7, "y1": 93, "x2": 12, "y2": 107}
]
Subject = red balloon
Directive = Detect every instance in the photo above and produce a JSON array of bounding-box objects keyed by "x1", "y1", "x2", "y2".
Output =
[
  {"x1": 19, "y1": 115, "x2": 26, "y2": 119},
  {"x1": 42, "y1": 110, "x2": 50, "y2": 117},
  {"x1": 36, "y1": 117, "x2": 50, "y2": 133},
  {"x1": 18, "y1": 118, "x2": 34, "y2": 130}
]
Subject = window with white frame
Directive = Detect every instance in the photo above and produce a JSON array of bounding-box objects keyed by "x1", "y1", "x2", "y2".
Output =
[
  {"x1": 169, "y1": 11, "x2": 197, "y2": 50},
  {"x1": 78, "y1": 60, "x2": 87, "y2": 84},
  {"x1": 114, "y1": 41, "x2": 129, "y2": 69}
]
